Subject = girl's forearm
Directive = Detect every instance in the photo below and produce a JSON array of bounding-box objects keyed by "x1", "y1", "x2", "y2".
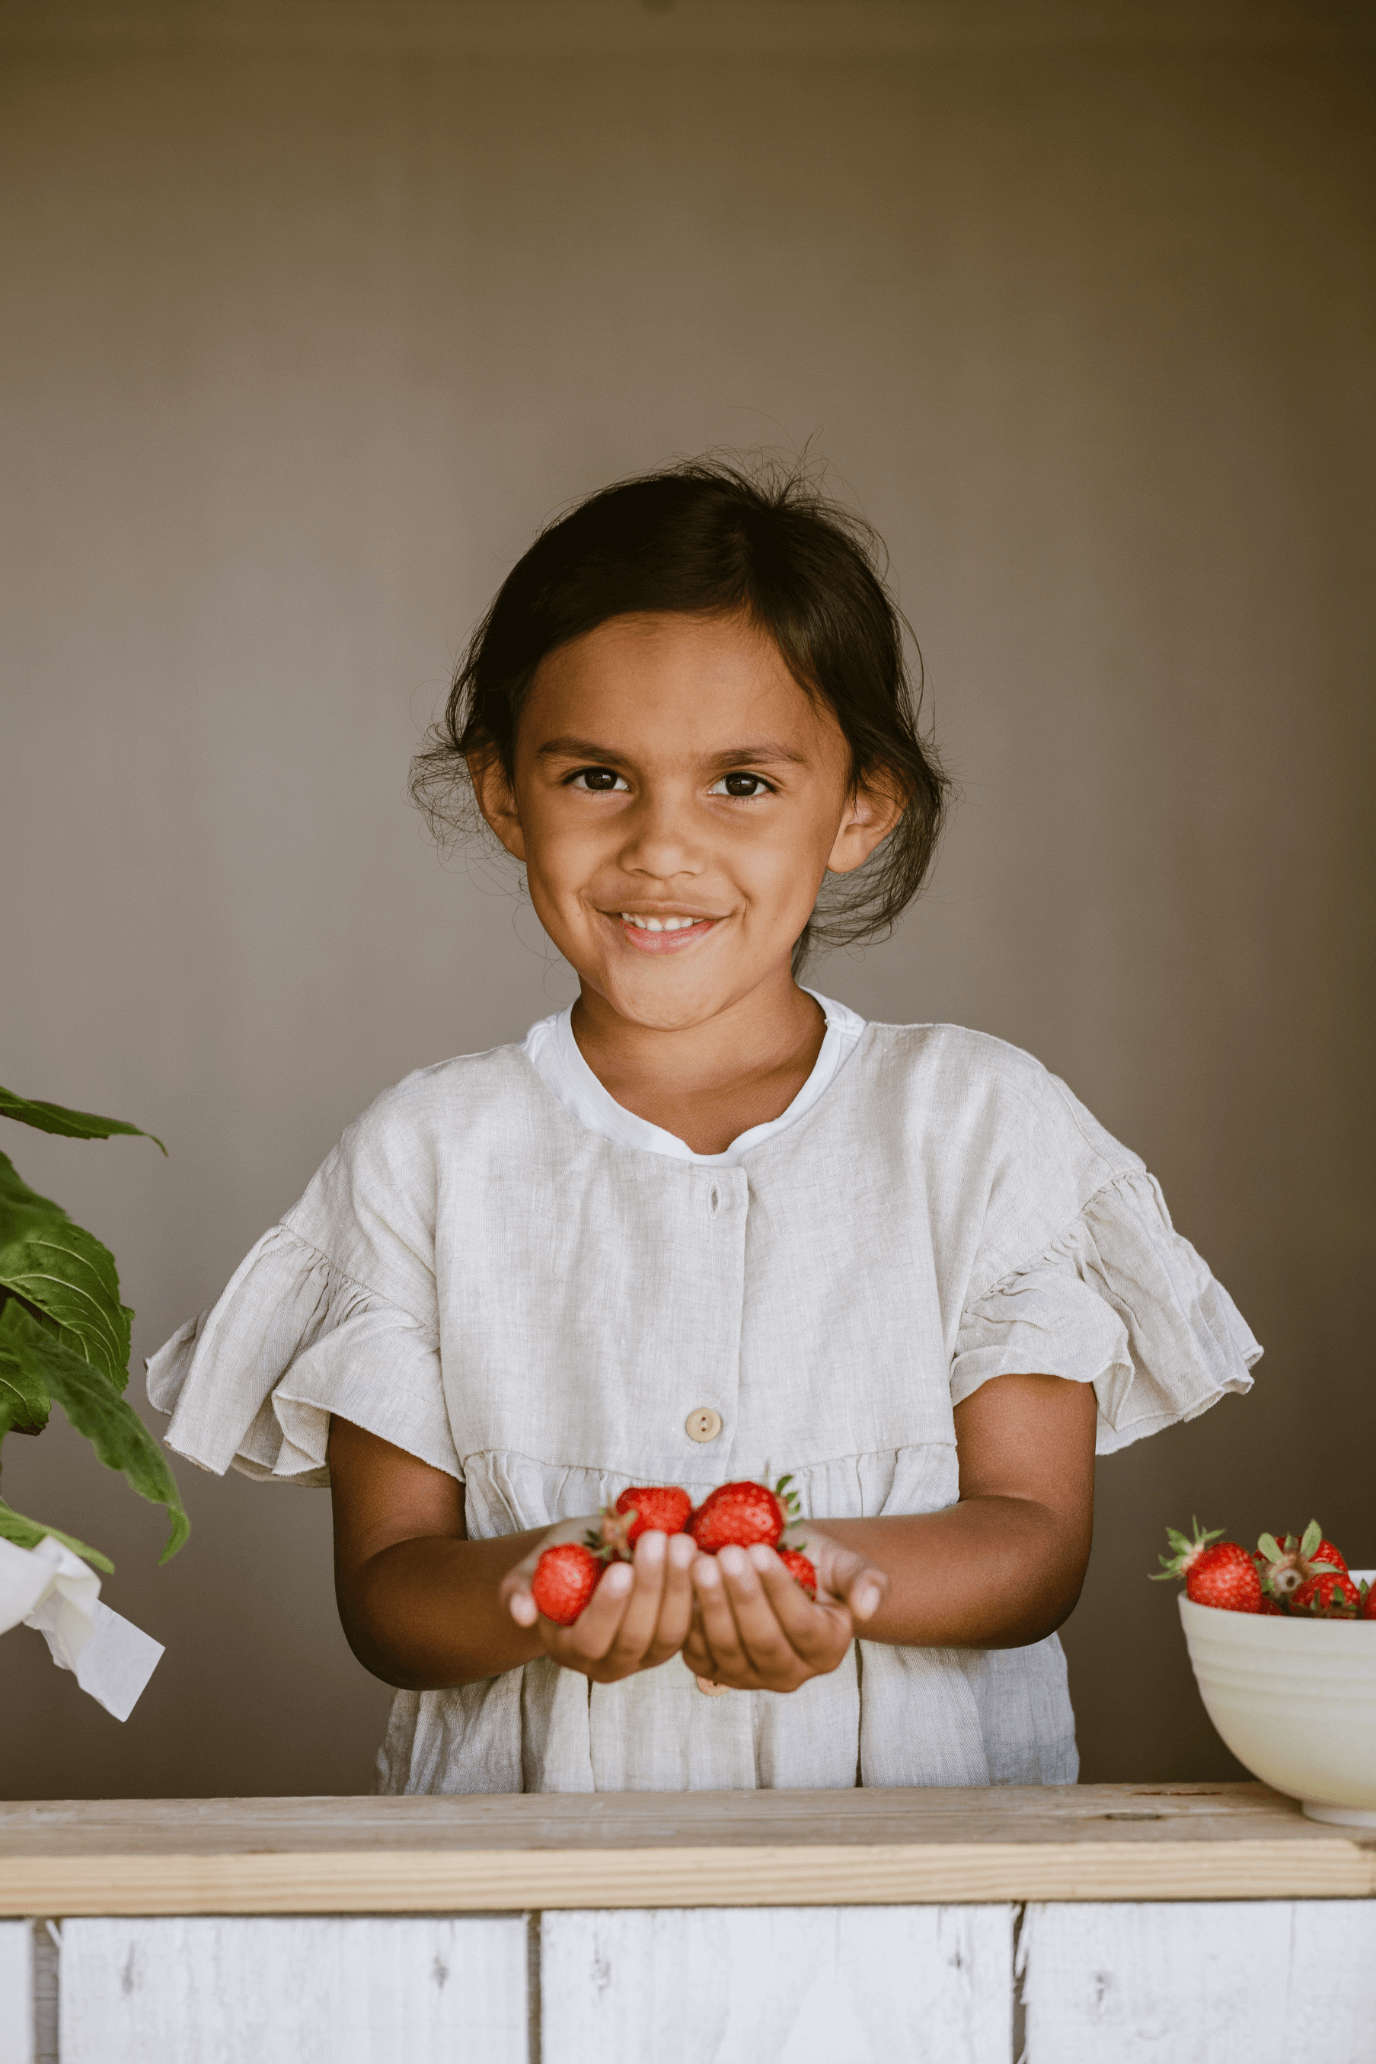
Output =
[
  {"x1": 335, "y1": 1531, "x2": 547, "y2": 1689},
  {"x1": 821, "y1": 1496, "x2": 1091, "y2": 1650}
]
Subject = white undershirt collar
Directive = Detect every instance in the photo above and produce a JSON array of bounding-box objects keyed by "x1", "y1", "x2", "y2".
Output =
[{"x1": 522, "y1": 989, "x2": 865, "y2": 1167}]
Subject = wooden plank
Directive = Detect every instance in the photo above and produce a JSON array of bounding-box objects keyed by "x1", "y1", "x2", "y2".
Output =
[
  {"x1": 3, "y1": 1787, "x2": 1373, "y2": 1914},
  {"x1": 1020, "y1": 1901, "x2": 1376, "y2": 2063},
  {"x1": 542, "y1": 1905, "x2": 1014, "y2": 2064},
  {"x1": 59, "y1": 1917, "x2": 528, "y2": 2064},
  {"x1": 1, "y1": 1782, "x2": 1323, "y2": 1857},
  {"x1": 0, "y1": 1921, "x2": 34, "y2": 2064},
  {"x1": 8, "y1": 1834, "x2": 1376, "y2": 1915}
]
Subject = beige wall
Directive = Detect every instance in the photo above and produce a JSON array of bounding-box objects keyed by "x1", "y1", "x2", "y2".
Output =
[{"x1": 2, "y1": 0, "x2": 1372, "y2": 1796}]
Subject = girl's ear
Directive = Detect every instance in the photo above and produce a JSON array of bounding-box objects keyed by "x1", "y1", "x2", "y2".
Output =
[
  {"x1": 825, "y1": 767, "x2": 909, "y2": 877},
  {"x1": 467, "y1": 749, "x2": 528, "y2": 862}
]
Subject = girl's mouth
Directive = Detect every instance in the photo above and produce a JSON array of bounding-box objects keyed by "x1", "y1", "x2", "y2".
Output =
[{"x1": 613, "y1": 911, "x2": 720, "y2": 954}]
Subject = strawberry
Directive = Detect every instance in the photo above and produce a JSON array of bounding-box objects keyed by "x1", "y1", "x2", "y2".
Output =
[
  {"x1": 778, "y1": 1548, "x2": 817, "y2": 1599},
  {"x1": 1255, "y1": 1520, "x2": 1347, "y2": 1604},
  {"x1": 612, "y1": 1484, "x2": 693, "y2": 1546},
  {"x1": 1153, "y1": 1520, "x2": 1262, "y2": 1612},
  {"x1": 1291, "y1": 1569, "x2": 1362, "y2": 1618},
  {"x1": 689, "y1": 1474, "x2": 801, "y2": 1555},
  {"x1": 1259, "y1": 1595, "x2": 1285, "y2": 1615},
  {"x1": 531, "y1": 1542, "x2": 602, "y2": 1625},
  {"x1": 1361, "y1": 1581, "x2": 1376, "y2": 1622}
]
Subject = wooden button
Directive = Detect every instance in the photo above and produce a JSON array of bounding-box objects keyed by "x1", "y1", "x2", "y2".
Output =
[
  {"x1": 696, "y1": 1676, "x2": 731, "y2": 1697},
  {"x1": 685, "y1": 1407, "x2": 723, "y2": 1443}
]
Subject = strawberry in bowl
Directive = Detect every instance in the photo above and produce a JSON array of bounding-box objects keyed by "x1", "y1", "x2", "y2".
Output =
[{"x1": 1153, "y1": 1520, "x2": 1263, "y2": 1612}]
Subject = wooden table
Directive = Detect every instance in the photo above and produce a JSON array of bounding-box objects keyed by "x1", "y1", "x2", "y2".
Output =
[{"x1": 2, "y1": 1784, "x2": 1374, "y2": 2062}]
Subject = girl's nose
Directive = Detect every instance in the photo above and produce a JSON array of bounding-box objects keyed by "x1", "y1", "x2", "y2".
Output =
[{"x1": 616, "y1": 792, "x2": 707, "y2": 879}]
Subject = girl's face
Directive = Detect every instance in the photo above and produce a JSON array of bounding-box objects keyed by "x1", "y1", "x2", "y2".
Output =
[{"x1": 471, "y1": 611, "x2": 901, "y2": 1031}]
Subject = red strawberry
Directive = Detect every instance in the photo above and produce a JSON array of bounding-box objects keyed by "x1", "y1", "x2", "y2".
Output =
[
  {"x1": 1153, "y1": 1520, "x2": 1262, "y2": 1612},
  {"x1": 778, "y1": 1548, "x2": 817, "y2": 1599},
  {"x1": 1256, "y1": 1521, "x2": 1348, "y2": 1604},
  {"x1": 1259, "y1": 1595, "x2": 1285, "y2": 1616},
  {"x1": 689, "y1": 1474, "x2": 800, "y2": 1554},
  {"x1": 1291, "y1": 1570, "x2": 1362, "y2": 1618},
  {"x1": 612, "y1": 1484, "x2": 693, "y2": 1545},
  {"x1": 531, "y1": 1542, "x2": 602, "y2": 1625},
  {"x1": 1361, "y1": 1582, "x2": 1376, "y2": 1622}
]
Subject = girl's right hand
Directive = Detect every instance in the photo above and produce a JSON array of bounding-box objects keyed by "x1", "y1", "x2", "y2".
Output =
[{"x1": 500, "y1": 1519, "x2": 698, "y2": 1682}]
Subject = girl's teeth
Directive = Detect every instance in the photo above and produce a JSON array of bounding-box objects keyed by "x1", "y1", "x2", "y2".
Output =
[{"x1": 620, "y1": 913, "x2": 698, "y2": 932}]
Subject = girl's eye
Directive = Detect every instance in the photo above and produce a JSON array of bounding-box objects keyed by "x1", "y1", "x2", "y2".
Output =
[
  {"x1": 568, "y1": 768, "x2": 629, "y2": 793},
  {"x1": 709, "y1": 772, "x2": 772, "y2": 799}
]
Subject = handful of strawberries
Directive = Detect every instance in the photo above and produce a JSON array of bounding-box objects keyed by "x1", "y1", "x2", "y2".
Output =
[
  {"x1": 530, "y1": 1474, "x2": 818, "y2": 1626},
  {"x1": 1154, "y1": 1517, "x2": 1376, "y2": 1618}
]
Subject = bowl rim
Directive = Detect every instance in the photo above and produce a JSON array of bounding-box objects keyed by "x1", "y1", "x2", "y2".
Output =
[{"x1": 1179, "y1": 1587, "x2": 1376, "y2": 1637}]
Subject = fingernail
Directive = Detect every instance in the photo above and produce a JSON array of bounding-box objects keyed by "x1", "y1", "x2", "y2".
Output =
[
  {"x1": 696, "y1": 1558, "x2": 720, "y2": 1587},
  {"x1": 746, "y1": 1544, "x2": 774, "y2": 1572},
  {"x1": 604, "y1": 1564, "x2": 632, "y2": 1594},
  {"x1": 854, "y1": 1583, "x2": 879, "y2": 1619},
  {"x1": 719, "y1": 1546, "x2": 747, "y2": 1577},
  {"x1": 639, "y1": 1530, "x2": 666, "y2": 1567},
  {"x1": 669, "y1": 1534, "x2": 697, "y2": 1568}
]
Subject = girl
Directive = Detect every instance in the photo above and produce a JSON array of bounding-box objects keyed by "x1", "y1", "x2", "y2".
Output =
[{"x1": 148, "y1": 461, "x2": 1259, "y2": 1794}]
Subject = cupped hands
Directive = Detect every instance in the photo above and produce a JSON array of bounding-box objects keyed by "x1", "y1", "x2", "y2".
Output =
[{"x1": 502, "y1": 1518, "x2": 886, "y2": 1692}]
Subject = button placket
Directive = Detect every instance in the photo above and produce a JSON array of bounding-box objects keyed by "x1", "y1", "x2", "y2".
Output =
[{"x1": 678, "y1": 1165, "x2": 743, "y2": 1459}]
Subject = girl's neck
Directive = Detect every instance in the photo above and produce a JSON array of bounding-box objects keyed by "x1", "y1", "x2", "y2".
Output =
[{"x1": 569, "y1": 968, "x2": 826, "y2": 1156}]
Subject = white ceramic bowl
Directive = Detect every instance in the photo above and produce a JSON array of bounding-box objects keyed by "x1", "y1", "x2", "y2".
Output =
[{"x1": 1180, "y1": 1571, "x2": 1376, "y2": 1827}]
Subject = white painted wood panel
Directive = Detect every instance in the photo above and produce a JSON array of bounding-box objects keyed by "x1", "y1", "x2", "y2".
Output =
[
  {"x1": 1021, "y1": 1900, "x2": 1376, "y2": 2064},
  {"x1": 541, "y1": 1904, "x2": 1014, "y2": 2064},
  {"x1": 0, "y1": 1921, "x2": 33, "y2": 2064},
  {"x1": 59, "y1": 1915, "x2": 528, "y2": 2064}
]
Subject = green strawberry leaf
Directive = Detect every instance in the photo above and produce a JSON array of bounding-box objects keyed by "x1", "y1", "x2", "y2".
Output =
[
  {"x1": 1299, "y1": 1519, "x2": 1323, "y2": 1562},
  {"x1": 0, "y1": 1301, "x2": 188, "y2": 1562},
  {"x1": 0, "y1": 1087, "x2": 165, "y2": 1154},
  {"x1": 0, "y1": 1153, "x2": 132, "y2": 1391},
  {"x1": 0, "y1": 1496, "x2": 114, "y2": 1573},
  {"x1": 0, "y1": 1343, "x2": 49, "y2": 1438}
]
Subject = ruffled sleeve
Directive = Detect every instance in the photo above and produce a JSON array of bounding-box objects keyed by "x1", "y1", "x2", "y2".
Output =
[
  {"x1": 951, "y1": 1167, "x2": 1261, "y2": 1454},
  {"x1": 146, "y1": 1223, "x2": 461, "y2": 1486}
]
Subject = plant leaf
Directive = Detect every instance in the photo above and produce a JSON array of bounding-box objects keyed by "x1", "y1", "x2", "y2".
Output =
[
  {"x1": 0, "y1": 1497, "x2": 114, "y2": 1573},
  {"x1": 0, "y1": 1153, "x2": 132, "y2": 1391},
  {"x1": 0, "y1": 1086, "x2": 165, "y2": 1154},
  {"x1": 0, "y1": 1333, "x2": 49, "y2": 1437},
  {"x1": 0, "y1": 1301, "x2": 189, "y2": 1562}
]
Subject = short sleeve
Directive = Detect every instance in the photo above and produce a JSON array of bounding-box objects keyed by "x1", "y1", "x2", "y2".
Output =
[
  {"x1": 146, "y1": 1223, "x2": 461, "y2": 1486},
  {"x1": 950, "y1": 1168, "x2": 1261, "y2": 1454}
]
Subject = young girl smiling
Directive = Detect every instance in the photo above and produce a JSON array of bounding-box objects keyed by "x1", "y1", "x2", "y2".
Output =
[{"x1": 149, "y1": 462, "x2": 1260, "y2": 1793}]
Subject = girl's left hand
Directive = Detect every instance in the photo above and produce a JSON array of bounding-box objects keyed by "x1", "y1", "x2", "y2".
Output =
[{"x1": 681, "y1": 1530, "x2": 888, "y2": 1693}]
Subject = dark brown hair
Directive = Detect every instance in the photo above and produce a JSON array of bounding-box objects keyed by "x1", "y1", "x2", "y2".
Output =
[{"x1": 411, "y1": 456, "x2": 951, "y2": 968}]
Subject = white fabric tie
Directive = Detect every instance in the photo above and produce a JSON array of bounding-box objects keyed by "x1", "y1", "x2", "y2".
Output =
[{"x1": 0, "y1": 1534, "x2": 164, "y2": 1721}]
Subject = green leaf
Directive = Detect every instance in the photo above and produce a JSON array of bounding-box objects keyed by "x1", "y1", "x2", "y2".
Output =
[
  {"x1": 0, "y1": 1153, "x2": 132, "y2": 1391},
  {"x1": 0, "y1": 1301, "x2": 189, "y2": 1562},
  {"x1": 0, "y1": 1497, "x2": 114, "y2": 1573},
  {"x1": 0, "y1": 1338, "x2": 49, "y2": 1437},
  {"x1": 0, "y1": 1086, "x2": 165, "y2": 1154}
]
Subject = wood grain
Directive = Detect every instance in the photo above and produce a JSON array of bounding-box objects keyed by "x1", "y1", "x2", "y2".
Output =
[
  {"x1": 1020, "y1": 1900, "x2": 1376, "y2": 2063},
  {"x1": 59, "y1": 1917, "x2": 528, "y2": 2064},
  {"x1": 0, "y1": 1920, "x2": 33, "y2": 2064},
  {"x1": 2, "y1": 1786, "x2": 1373, "y2": 1915},
  {"x1": 541, "y1": 1906, "x2": 1015, "y2": 2064}
]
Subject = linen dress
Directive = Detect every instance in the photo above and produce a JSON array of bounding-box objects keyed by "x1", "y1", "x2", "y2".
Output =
[{"x1": 146, "y1": 996, "x2": 1260, "y2": 1795}]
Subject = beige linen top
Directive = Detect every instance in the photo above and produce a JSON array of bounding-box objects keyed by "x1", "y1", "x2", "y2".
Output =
[{"x1": 146, "y1": 1013, "x2": 1260, "y2": 1795}]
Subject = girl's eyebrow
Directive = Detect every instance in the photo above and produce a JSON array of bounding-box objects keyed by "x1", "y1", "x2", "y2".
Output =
[{"x1": 534, "y1": 736, "x2": 811, "y2": 768}]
